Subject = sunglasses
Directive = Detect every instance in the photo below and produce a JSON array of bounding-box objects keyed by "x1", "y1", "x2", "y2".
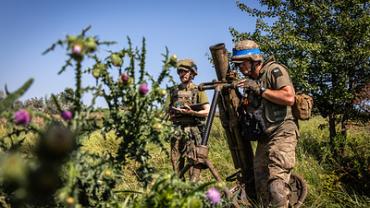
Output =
[
  {"x1": 177, "y1": 69, "x2": 190, "y2": 74},
  {"x1": 234, "y1": 61, "x2": 247, "y2": 68}
]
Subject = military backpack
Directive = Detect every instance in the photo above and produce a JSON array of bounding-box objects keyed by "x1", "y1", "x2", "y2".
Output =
[{"x1": 292, "y1": 93, "x2": 313, "y2": 120}]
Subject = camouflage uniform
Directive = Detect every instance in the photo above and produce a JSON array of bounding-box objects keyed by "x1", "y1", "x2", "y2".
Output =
[
  {"x1": 254, "y1": 61, "x2": 298, "y2": 208},
  {"x1": 232, "y1": 40, "x2": 299, "y2": 207},
  {"x1": 168, "y1": 59, "x2": 209, "y2": 181}
]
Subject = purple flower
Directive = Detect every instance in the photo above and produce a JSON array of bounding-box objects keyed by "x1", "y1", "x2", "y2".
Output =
[
  {"x1": 121, "y1": 73, "x2": 129, "y2": 84},
  {"x1": 139, "y1": 83, "x2": 149, "y2": 95},
  {"x1": 206, "y1": 187, "x2": 221, "y2": 204},
  {"x1": 14, "y1": 109, "x2": 31, "y2": 126},
  {"x1": 72, "y1": 44, "x2": 82, "y2": 55},
  {"x1": 61, "y1": 111, "x2": 73, "y2": 121}
]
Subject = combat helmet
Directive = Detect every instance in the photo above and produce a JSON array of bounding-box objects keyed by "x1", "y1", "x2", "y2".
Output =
[
  {"x1": 176, "y1": 59, "x2": 198, "y2": 76},
  {"x1": 231, "y1": 40, "x2": 263, "y2": 63}
]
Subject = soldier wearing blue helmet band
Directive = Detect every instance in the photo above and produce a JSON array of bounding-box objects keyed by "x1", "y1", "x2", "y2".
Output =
[{"x1": 232, "y1": 40, "x2": 299, "y2": 208}]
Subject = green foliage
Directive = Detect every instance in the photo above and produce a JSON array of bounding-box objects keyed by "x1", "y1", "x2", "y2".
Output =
[
  {"x1": 42, "y1": 27, "x2": 178, "y2": 206},
  {"x1": 0, "y1": 23, "x2": 368, "y2": 207},
  {"x1": 130, "y1": 174, "x2": 227, "y2": 208},
  {"x1": 296, "y1": 117, "x2": 370, "y2": 206},
  {"x1": 0, "y1": 79, "x2": 33, "y2": 114},
  {"x1": 0, "y1": 26, "x2": 178, "y2": 207}
]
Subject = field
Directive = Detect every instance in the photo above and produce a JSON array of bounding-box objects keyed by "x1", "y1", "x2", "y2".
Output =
[{"x1": 78, "y1": 115, "x2": 370, "y2": 207}]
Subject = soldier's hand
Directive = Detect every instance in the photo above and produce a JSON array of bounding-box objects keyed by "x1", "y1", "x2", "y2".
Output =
[
  {"x1": 235, "y1": 79, "x2": 247, "y2": 88},
  {"x1": 172, "y1": 106, "x2": 193, "y2": 115},
  {"x1": 243, "y1": 79, "x2": 263, "y2": 95},
  {"x1": 183, "y1": 104, "x2": 192, "y2": 111}
]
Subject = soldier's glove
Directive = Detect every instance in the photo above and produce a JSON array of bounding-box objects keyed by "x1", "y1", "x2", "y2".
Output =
[{"x1": 243, "y1": 79, "x2": 265, "y2": 96}]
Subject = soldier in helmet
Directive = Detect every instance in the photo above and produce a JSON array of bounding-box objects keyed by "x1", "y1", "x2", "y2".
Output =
[
  {"x1": 232, "y1": 40, "x2": 299, "y2": 208},
  {"x1": 167, "y1": 59, "x2": 210, "y2": 181}
]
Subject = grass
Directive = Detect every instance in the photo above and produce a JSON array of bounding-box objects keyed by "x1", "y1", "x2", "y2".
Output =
[
  {"x1": 1, "y1": 115, "x2": 369, "y2": 207},
  {"x1": 107, "y1": 116, "x2": 369, "y2": 207}
]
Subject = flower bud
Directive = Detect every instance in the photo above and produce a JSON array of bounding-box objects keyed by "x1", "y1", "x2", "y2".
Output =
[
  {"x1": 120, "y1": 73, "x2": 129, "y2": 84},
  {"x1": 92, "y1": 63, "x2": 106, "y2": 78},
  {"x1": 66, "y1": 35, "x2": 77, "y2": 44},
  {"x1": 169, "y1": 54, "x2": 177, "y2": 66},
  {"x1": 85, "y1": 37, "x2": 97, "y2": 52},
  {"x1": 139, "y1": 83, "x2": 149, "y2": 95},
  {"x1": 159, "y1": 89, "x2": 167, "y2": 96},
  {"x1": 92, "y1": 68, "x2": 101, "y2": 78},
  {"x1": 152, "y1": 123, "x2": 162, "y2": 133},
  {"x1": 111, "y1": 53, "x2": 122, "y2": 67},
  {"x1": 61, "y1": 111, "x2": 73, "y2": 121},
  {"x1": 39, "y1": 122, "x2": 75, "y2": 160},
  {"x1": 14, "y1": 109, "x2": 31, "y2": 126}
]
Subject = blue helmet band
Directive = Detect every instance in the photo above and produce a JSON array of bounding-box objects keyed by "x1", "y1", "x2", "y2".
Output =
[{"x1": 232, "y1": 48, "x2": 261, "y2": 56}]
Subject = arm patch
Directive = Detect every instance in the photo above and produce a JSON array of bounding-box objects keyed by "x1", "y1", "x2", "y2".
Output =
[{"x1": 271, "y1": 67, "x2": 283, "y2": 78}]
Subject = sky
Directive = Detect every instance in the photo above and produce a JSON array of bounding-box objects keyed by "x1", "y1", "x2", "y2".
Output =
[{"x1": 0, "y1": 0, "x2": 262, "y2": 105}]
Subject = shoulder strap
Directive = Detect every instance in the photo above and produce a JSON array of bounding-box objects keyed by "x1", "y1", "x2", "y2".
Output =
[
  {"x1": 169, "y1": 85, "x2": 179, "y2": 106},
  {"x1": 189, "y1": 83, "x2": 199, "y2": 105}
]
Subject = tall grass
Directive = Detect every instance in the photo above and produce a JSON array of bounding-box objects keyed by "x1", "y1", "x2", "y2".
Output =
[{"x1": 1, "y1": 116, "x2": 369, "y2": 207}]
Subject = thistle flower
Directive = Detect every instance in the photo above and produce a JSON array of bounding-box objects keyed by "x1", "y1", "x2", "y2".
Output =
[
  {"x1": 14, "y1": 109, "x2": 31, "y2": 125},
  {"x1": 139, "y1": 83, "x2": 149, "y2": 95},
  {"x1": 61, "y1": 111, "x2": 73, "y2": 121},
  {"x1": 72, "y1": 44, "x2": 82, "y2": 55},
  {"x1": 121, "y1": 73, "x2": 129, "y2": 84},
  {"x1": 206, "y1": 187, "x2": 221, "y2": 204}
]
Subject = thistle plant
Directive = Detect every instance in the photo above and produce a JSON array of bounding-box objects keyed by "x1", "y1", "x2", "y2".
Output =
[
  {"x1": 0, "y1": 26, "x2": 212, "y2": 208},
  {"x1": 41, "y1": 27, "x2": 178, "y2": 206},
  {"x1": 130, "y1": 174, "x2": 228, "y2": 208}
]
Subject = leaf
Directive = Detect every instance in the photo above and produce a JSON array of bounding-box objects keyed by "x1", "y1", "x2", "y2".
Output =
[{"x1": 0, "y1": 78, "x2": 33, "y2": 113}]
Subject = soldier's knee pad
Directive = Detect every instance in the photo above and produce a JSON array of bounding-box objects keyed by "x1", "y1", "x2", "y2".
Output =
[{"x1": 268, "y1": 179, "x2": 288, "y2": 207}]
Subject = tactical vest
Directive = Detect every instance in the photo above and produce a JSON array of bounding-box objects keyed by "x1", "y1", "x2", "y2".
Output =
[
  {"x1": 259, "y1": 60, "x2": 295, "y2": 134},
  {"x1": 169, "y1": 83, "x2": 205, "y2": 126}
]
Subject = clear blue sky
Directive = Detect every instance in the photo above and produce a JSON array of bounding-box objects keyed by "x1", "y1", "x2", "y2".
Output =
[{"x1": 0, "y1": 0, "x2": 262, "y2": 105}]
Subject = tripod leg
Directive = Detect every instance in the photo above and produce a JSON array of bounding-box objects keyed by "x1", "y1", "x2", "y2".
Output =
[
  {"x1": 205, "y1": 159, "x2": 222, "y2": 181},
  {"x1": 205, "y1": 159, "x2": 233, "y2": 200},
  {"x1": 179, "y1": 163, "x2": 192, "y2": 179}
]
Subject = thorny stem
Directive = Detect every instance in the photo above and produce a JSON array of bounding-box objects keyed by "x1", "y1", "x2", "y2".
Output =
[{"x1": 75, "y1": 61, "x2": 83, "y2": 114}]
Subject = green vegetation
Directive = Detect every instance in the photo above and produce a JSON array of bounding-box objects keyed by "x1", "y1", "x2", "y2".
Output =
[
  {"x1": 1, "y1": 1, "x2": 369, "y2": 203},
  {"x1": 1, "y1": 115, "x2": 369, "y2": 207}
]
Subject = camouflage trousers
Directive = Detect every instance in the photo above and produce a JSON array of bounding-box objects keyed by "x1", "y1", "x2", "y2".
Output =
[
  {"x1": 170, "y1": 125, "x2": 203, "y2": 182},
  {"x1": 254, "y1": 121, "x2": 298, "y2": 208}
]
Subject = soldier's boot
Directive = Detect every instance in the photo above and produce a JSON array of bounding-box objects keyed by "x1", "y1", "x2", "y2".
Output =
[
  {"x1": 288, "y1": 173, "x2": 308, "y2": 208},
  {"x1": 269, "y1": 179, "x2": 289, "y2": 208},
  {"x1": 189, "y1": 165, "x2": 201, "y2": 182}
]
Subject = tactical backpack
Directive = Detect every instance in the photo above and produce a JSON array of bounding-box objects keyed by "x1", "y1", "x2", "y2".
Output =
[{"x1": 292, "y1": 93, "x2": 313, "y2": 120}]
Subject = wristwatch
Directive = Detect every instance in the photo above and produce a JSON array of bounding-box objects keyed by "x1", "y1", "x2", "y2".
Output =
[{"x1": 260, "y1": 86, "x2": 266, "y2": 95}]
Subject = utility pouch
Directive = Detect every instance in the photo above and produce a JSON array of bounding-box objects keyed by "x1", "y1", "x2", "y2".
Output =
[
  {"x1": 240, "y1": 108, "x2": 267, "y2": 141},
  {"x1": 292, "y1": 93, "x2": 313, "y2": 120}
]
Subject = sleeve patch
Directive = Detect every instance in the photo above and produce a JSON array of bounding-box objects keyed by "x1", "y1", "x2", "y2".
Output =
[{"x1": 271, "y1": 67, "x2": 283, "y2": 78}]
